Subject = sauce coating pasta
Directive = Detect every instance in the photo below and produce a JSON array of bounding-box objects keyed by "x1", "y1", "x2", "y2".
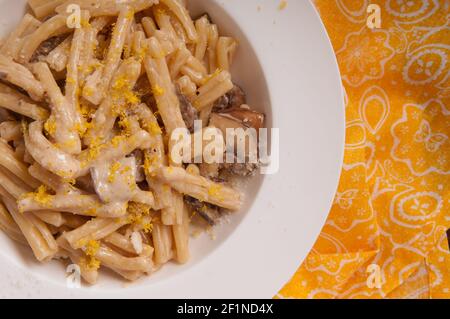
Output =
[{"x1": 0, "y1": 0, "x2": 264, "y2": 284}]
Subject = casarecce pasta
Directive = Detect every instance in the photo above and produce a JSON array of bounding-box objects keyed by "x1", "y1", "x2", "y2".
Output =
[{"x1": 0, "y1": 0, "x2": 265, "y2": 284}]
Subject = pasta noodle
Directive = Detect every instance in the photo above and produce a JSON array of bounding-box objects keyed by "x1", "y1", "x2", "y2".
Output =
[
  {"x1": 0, "y1": 92, "x2": 49, "y2": 121},
  {"x1": 33, "y1": 63, "x2": 81, "y2": 154},
  {"x1": 0, "y1": 0, "x2": 262, "y2": 284},
  {"x1": 0, "y1": 121, "x2": 22, "y2": 142},
  {"x1": 82, "y1": 6, "x2": 134, "y2": 105},
  {"x1": 0, "y1": 201, "x2": 27, "y2": 245},
  {"x1": 56, "y1": 0, "x2": 158, "y2": 17},
  {"x1": 0, "y1": 54, "x2": 45, "y2": 101},
  {"x1": 217, "y1": 37, "x2": 238, "y2": 71},
  {"x1": 19, "y1": 14, "x2": 69, "y2": 63},
  {"x1": 0, "y1": 13, "x2": 41, "y2": 60},
  {"x1": 0, "y1": 186, "x2": 58, "y2": 262},
  {"x1": 28, "y1": 0, "x2": 66, "y2": 19}
]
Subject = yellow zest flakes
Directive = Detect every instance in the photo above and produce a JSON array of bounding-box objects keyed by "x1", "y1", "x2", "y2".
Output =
[
  {"x1": 152, "y1": 85, "x2": 165, "y2": 97},
  {"x1": 80, "y1": 102, "x2": 95, "y2": 118},
  {"x1": 84, "y1": 240, "x2": 100, "y2": 257},
  {"x1": 128, "y1": 202, "x2": 151, "y2": 216},
  {"x1": 57, "y1": 138, "x2": 77, "y2": 150},
  {"x1": 118, "y1": 113, "x2": 131, "y2": 135},
  {"x1": 201, "y1": 68, "x2": 222, "y2": 86},
  {"x1": 44, "y1": 117, "x2": 56, "y2": 136},
  {"x1": 39, "y1": 109, "x2": 50, "y2": 119},
  {"x1": 87, "y1": 137, "x2": 104, "y2": 161},
  {"x1": 111, "y1": 104, "x2": 121, "y2": 117},
  {"x1": 112, "y1": 76, "x2": 129, "y2": 91},
  {"x1": 108, "y1": 162, "x2": 122, "y2": 183},
  {"x1": 74, "y1": 123, "x2": 84, "y2": 136},
  {"x1": 123, "y1": 44, "x2": 131, "y2": 58},
  {"x1": 149, "y1": 121, "x2": 162, "y2": 135},
  {"x1": 65, "y1": 178, "x2": 76, "y2": 185},
  {"x1": 33, "y1": 185, "x2": 53, "y2": 205},
  {"x1": 80, "y1": 18, "x2": 90, "y2": 28},
  {"x1": 127, "y1": 202, "x2": 153, "y2": 231},
  {"x1": 86, "y1": 64, "x2": 95, "y2": 74},
  {"x1": 136, "y1": 47, "x2": 148, "y2": 61},
  {"x1": 143, "y1": 153, "x2": 157, "y2": 176},
  {"x1": 121, "y1": 165, "x2": 131, "y2": 174},
  {"x1": 83, "y1": 86, "x2": 94, "y2": 97},
  {"x1": 74, "y1": 121, "x2": 93, "y2": 138},
  {"x1": 127, "y1": 175, "x2": 136, "y2": 191},
  {"x1": 193, "y1": 100, "x2": 201, "y2": 108},
  {"x1": 111, "y1": 135, "x2": 125, "y2": 148},
  {"x1": 66, "y1": 77, "x2": 76, "y2": 85},
  {"x1": 127, "y1": 213, "x2": 142, "y2": 225},
  {"x1": 88, "y1": 257, "x2": 101, "y2": 270},
  {"x1": 88, "y1": 147, "x2": 100, "y2": 161},
  {"x1": 124, "y1": 90, "x2": 140, "y2": 105},
  {"x1": 142, "y1": 222, "x2": 154, "y2": 234},
  {"x1": 208, "y1": 185, "x2": 222, "y2": 199},
  {"x1": 125, "y1": 9, "x2": 135, "y2": 20},
  {"x1": 77, "y1": 238, "x2": 88, "y2": 248},
  {"x1": 56, "y1": 170, "x2": 72, "y2": 179},
  {"x1": 156, "y1": 8, "x2": 166, "y2": 16},
  {"x1": 278, "y1": 0, "x2": 288, "y2": 10},
  {"x1": 84, "y1": 207, "x2": 97, "y2": 216},
  {"x1": 79, "y1": 256, "x2": 101, "y2": 271},
  {"x1": 115, "y1": 217, "x2": 125, "y2": 224},
  {"x1": 111, "y1": 76, "x2": 140, "y2": 106},
  {"x1": 142, "y1": 120, "x2": 162, "y2": 136}
]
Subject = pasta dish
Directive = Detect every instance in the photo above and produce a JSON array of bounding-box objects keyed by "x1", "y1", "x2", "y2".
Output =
[{"x1": 0, "y1": 0, "x2": 265, "y2": 284}]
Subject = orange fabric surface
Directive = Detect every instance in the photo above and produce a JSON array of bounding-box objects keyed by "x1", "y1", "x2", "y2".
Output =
[{"x1": 278, "y1": 0, "x2": 449, "y2": 299}]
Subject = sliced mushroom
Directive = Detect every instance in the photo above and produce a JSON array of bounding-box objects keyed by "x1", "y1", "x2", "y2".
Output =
[
  {"x1": 134, "y1": 75, "x2": 152, "y2": 98},
  {"x1": 209, "y1": 113, "x2": 244, "y2": 136},
  {"x1": 221, "y1": 158, "x2": 259, "y2": 177},
  {"x1": 31, "y1": 35, "x2": 67, "y2": 62},
  {"x1": 194, "y1": 13, "x2": 213, "y2": 23},
  {"x1": 209, "y1": 108, "x2": 264, "y2": 178},
  {"x1": 184, "y1": 196, "x2": 222, "y2": 226},
  {"x1": 220, "y1": 106, "x2": 265, "y2": 131},
  {"x1": 213, "y1": 85, "x2": 246, "y2": 112},
  {"x1": 177, "y1": 91, "x2": 198, "y2": 133}
]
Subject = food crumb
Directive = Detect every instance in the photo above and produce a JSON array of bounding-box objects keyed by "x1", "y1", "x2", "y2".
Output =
[{"x1": 278, "y1": 0, "x2": 288, "y2": 10}]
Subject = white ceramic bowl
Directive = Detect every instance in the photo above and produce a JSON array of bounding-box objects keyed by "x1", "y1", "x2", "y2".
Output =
[{"x1": 0, "y1": 0, "x2": 344, "y2": 298}]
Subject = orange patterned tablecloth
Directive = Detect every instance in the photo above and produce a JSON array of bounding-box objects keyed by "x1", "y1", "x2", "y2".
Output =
[{"x1": 278, "y1": 0, "x2": 449, "y2": 299}]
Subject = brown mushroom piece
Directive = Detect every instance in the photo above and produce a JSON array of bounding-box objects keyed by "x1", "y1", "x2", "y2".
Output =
[
  {"x1": 184, "y1": 196, "x2": 222, "y2": 226},
  {"x1": 177, "y1": 91, "x2": 198, "y2": 133},
  {"x1": 213, "y1": 85, "x2": 246, "y2": 112},
  {"x1": 31, "y1": 35, "x2": 67, "y2": 62},
  {"x1": 209, "y1": 107, "x2": 265, "y2": 177},
  {"x1": 194, "y1": 13, "x2": 213, "y2": 23},
  {"x1": 220, "y1": 107, "x2": 265, "y2": 131},
  {"x1": 209, "y1": 108, "x2": 265, "y2": 133}
]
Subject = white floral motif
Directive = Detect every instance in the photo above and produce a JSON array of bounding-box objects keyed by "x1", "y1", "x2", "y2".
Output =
[
  {"x1": 410, "y1": 198, "x2": 430, "y2": 215},
  {"x1": 334, "y1": 189, "x2": 359, "y2": 209},
  {"x1": 385, "y1": 0, "x2": 438, "y2": 20},
  {"x1": 403, "y1": 47, "x2": 448, "y2": 85},
  {"x1": 391, "y1": 191, "x2": 443, "y2": 227},
  {"x1": 414, "y1": 120, "x2": 448, "y2": 153},
  {"x1": 337, "y1": 28, "x2": 395, "y2": 87},
  {"x1": 397, "y1": 0, "x2": 415, "y2": 13},
  {"x1": 415, "y1": 59, "x2": 434, "y2": 76}
]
